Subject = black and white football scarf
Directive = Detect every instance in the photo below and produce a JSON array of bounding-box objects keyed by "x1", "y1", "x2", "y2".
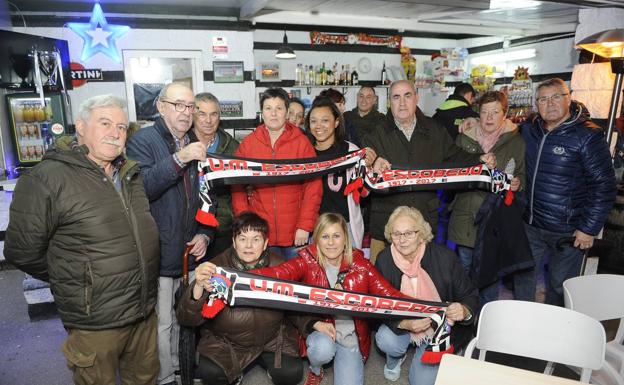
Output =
[
  {"x1": 202, "y1": 267, "x2": 454, "y2": 364},
  {"x1": 195, "y1": 149, "x2": 512, "y2": 225}
]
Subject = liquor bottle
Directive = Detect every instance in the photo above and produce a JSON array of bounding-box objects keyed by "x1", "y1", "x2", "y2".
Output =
[
  {"x1": 333, "y1": 62, "x2": 339, "y2": 86},
  {"x1": 295, "y1": 64, "x2": 302, "y2": 86},
  {"x1": 345, "y1": 64, "x2": 352, "y2": 85},
  {"x1": 315, "y1": 65, "x2": 322, "y2": 85},
  {"x1": 339, "y1": 65, "x2": 346, "y2": 85},
  {"x1": 351, "y1": 67, "x2": 359, "y2": 86},
  {"x1": 320, "y1": 62, "x2": 327, "y2": 85},
  {"x1": 327, "y1": 69, "x2": 334, "y2": 85},
  {"x1": 381, "y1": 61, "x2": 388, "y2": 85},
  {"x1": 307, "y1": 65, "x2": 315, "y2": 85}
]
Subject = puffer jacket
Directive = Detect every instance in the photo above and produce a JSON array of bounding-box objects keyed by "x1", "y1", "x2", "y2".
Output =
[
  {"x1": 126, "y1": 118, "x2": 214, "y2": 277},
  {"x1": 231, "y1": 123, "x2": 322, "y2": 246},
  {"x1": 176, "y1": 248, "x2": 313, "y2": 383},
  {"x1": 360, "y1": 108, "x2": 481, "y2": 239},
  {"x1": 254, "y1": 244, "x2": 404, "y2": 361},
  {"x1": 449, "y1": 120, "x2": 525, "y2": 247},
  {"x1": 4, "y1": 137, "x2": 160, "y2": 330},
  {"x1": 521, "y1": 101, "x2": 616, "y2": 235}
]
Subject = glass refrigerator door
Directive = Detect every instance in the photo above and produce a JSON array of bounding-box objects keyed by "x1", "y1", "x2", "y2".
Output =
[{"x1": 6, "y1": 93, "x2": 66, "y2": 165}]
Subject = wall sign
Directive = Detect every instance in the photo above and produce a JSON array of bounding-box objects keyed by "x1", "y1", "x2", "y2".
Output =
[
  {"x1": 310, "y1": 31, "x2": 402, "y2": 48},
  {"x1": 70, "y1": 62, "x2": 102, "y2": 88},
  {"x1": 67, "y1": 3, "x2": 130, "y2": 63},
  {"x1": 212, "y1": 36, "x2": 229, "y2": 60}
]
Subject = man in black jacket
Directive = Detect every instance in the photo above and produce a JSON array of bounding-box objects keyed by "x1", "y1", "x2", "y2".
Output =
[
  {"x1": 433, "y1": 82, "x2": 479, "y2": 141},
  {"x1": 361, "y1": 80, "x2": 496, "y2": 263},
  {"x1": 5, "y1": 94, "x2": 160, "y2": 384},
  {"x1": 126, "y1": 83, "x2": 215, "y2": 385}
]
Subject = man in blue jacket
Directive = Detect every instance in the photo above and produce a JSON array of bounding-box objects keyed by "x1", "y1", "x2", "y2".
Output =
[
  {"x1": 126, "y1": 82, "x2": 214, "y2": 385},
  {"x1": 516, "y1": 78, "x2": 616, "y2": 306}
]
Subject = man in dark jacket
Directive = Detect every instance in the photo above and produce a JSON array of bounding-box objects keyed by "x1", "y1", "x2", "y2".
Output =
[
  {"x1": 361, "y1": 80, "x2": 496, "y2": 263},
  {"x1": 344, "y1": 85, "x2": 385, "y2": 143},
  {"x1": 126, "y1": 82, "x2": 215, "y2": 385},
  {"x1": 432, "y1": 82, "x2": 479, "y2": 141},
  {"x1": 515, "y1": 78, "x2": 616, "y2": 306},
  {"x1": 192, "y1": 92, "x2": 239, "y2": 259},
  {"x1": 5, "y1": 95, "x2": 160, "y2": 384}
]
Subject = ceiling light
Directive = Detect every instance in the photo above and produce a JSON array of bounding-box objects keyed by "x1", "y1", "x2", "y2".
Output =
[
  {"x1": 470, "y1": 49, "x2": 536, "y2": 65},
  {"x1": 275, "y1": 32, "x2": 296, "y2": 60},
  {"x1": 489, "y1": 0, "x2": 541, "y2": 10}
]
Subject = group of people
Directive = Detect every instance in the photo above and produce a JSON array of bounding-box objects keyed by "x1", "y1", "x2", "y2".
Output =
[{"x1": 4, "y1": 75, "x2": 616, "y2": 385}]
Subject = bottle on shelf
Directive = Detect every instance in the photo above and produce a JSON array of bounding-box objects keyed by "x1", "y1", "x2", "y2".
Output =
[
  {"x1": 352, "y1": 67, "x2": 359, "y2": 86},
  {"x1": 339, "y1": 65, "x2": 346, "y2": 85},
  {"x1": 295, "y1": 64, "x2": 303, "y2": 86},
  {"x1": 327, "y1": 68, "x2": 334, "y2": 85},
  {"x1": 320, "y1": 62, "x2": 327, "y2": 85},
  {"x1": 345, "y1": 64, "x2": 352, "y2": 85},
  {"x1": 381, "y1": 61, "x2": 388, "y2": 85},
  {"x1": 333, "y1": 62, "x2": 339, "y2": 86},
  {"x1": 315, "y1": 65, "x2": 322, "y2": 85},
  {"x1": 40, "y1": 122, "x2": 52, "y2": 151},
  {"x1": 307, "y1": 65, "x2": 315, "y2": 85}
]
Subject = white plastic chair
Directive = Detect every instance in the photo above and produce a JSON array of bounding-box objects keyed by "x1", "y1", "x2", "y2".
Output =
[
  {"x1": 564, "y1": 274, "x2": 624, "y2": 385},
  {"x1": 464, "y1": 300, "x2": 606, "y2": 383}
]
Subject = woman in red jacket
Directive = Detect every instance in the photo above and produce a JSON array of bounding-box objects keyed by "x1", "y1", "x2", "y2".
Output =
[
  {"x1": 231, "y1": 88, "x2": 322, "y2": 260},
  {"x1": 253, "y1": 213, "x2": 404, "y2": 385}
]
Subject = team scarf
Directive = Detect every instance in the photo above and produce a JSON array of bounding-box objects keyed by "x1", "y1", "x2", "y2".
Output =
[
  {"x1": 202, "y1": 267, "x2": 453, "y2": 363},
  {"x1": 195, "y1": 149, "x2": 513, "y2": 226}
]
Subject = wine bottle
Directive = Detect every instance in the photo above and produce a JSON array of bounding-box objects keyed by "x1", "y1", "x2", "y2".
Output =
[
  {"x1": 381, "y1": 62, "x2": 388, "y2": 85},
  {"x1": 352, "y1": 68, "x2": 359, "y2": 86}
]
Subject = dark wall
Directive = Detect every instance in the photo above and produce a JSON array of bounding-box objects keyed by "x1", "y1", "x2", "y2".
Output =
[{"x1": 0, "y1": 29, "x2": 72, "y2": 90}]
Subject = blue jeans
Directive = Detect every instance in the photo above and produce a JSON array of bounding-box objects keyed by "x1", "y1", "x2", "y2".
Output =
[
  {"x1": 514, "y1": 223, "x2": 584, "y2": 306},
  {"x1": 268, "y1": 246, "x2": 300, "y2": 261},
  {"x1": 375, "y1": 324, "x2": 439, "y2": 385},
  {"x1": 306, "y1": 331, "x2": 364, "y2": 385},
  {"x1": 456, "y1": 246, "x2": 473, "y2": 274}
]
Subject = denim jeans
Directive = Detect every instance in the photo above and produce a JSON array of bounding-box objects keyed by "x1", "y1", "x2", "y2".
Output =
[
  {"x1": 375, "y1": 324, "x2": 440, "y2": 385},
  {"x1": 455, "y1": 246, "x2": 473, "y2": 274},
  {"x1": 306, "y1": 331, "x2": 364, "y2": 385},
  {"x1": 514, "y1": 223, "x2": 584, "y2": 306},
  {"x1": 268, "y1": 246, "x2": 300, "y2": 261},
  {"x1": 479, "y1": 281, "x2": 500, "y2": 310}
]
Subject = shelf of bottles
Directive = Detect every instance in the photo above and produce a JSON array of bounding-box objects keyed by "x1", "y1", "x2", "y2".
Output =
[{"x1": 293, "y1": 62, "x2": 390, "y2": 94}]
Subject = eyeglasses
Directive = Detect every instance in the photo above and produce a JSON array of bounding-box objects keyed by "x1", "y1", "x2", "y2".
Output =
[
  {"x1": 161, "y1": 100, "x2": 197, "y2": 113},
  {"x1": 390, "y1": 230, "x2": 419, "y2": 240},
  {"x1": 536, "y1": 93, "x2": 569, "y2": 105}
]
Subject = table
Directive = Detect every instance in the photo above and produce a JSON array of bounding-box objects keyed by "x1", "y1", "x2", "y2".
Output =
[{"x1": 435, "y1": 354, "x2": 583, "y2": 385}]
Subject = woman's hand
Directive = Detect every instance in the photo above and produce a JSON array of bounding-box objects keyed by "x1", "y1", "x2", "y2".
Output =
[
  {"x1": 373, "y1": 156, "x2": 391, "y2": 173},
  {"x1": 192, "y1": 262, "x2": 217, "y2": 300},
  {"x1": 399, "y1": 318, "x2": 432, "y2": 333},
  {"x1": 459, "y1": 117, "x2": 479, "y2": 134},
  {"x1": 294, "y1": 229, "x2": 309, "y2": 247},
  {"x1": 446, "y1": 302, "x2": 468, "y2": 322},
  {"x1": 510, "y1": 177, "x2": 521, "y2": 192},
  {"x1": 363, "y1": 147, "x2": 377, "y2": 167},
  {"x1": 313, "y1": 321, "x2": 336, "y2": 341}
]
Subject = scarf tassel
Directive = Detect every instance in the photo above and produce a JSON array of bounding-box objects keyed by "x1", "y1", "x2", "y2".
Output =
[
  {"x1": 344, "y1": 177, "x2": 365, "y2": 204},
  {"x1": 504, "y1": 189, "x2": 514, "y2": 206},
  {"x1": 201, "y1": 298, "x2": 225, "y2": 318},
  {"x1": 196, "y1": 209, "x2": 219, "y2": 227},
  {"x1": 421, "y1": 343, "x2": 455, "y2": 364}
]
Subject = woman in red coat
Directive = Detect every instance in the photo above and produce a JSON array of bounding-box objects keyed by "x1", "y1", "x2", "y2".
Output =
[
  {"x1": 201, "y1": 212, "x2": 404, "y2": 385},
  {"x1": 231, "y1": 88, "x2": 322, "y2": 260}
]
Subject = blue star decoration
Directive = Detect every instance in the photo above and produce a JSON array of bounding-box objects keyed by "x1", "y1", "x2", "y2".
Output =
[{"x1": 68, "y1": 3, "x2": 130, "y2": 63}]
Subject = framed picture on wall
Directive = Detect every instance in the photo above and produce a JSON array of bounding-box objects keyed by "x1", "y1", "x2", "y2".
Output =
[
  {"x1": 260, "y1": 62, "x2": 280, "y2": 82},
  {"x1": 219, "y1": 100, "x2": 243, "y2": 118},
  {"x1": 213, "y1": 61, "x2": 244, "y2": 83}
]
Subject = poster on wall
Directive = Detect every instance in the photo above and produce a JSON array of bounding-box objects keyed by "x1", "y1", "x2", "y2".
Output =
[
  {"x1": 220, "y1": 100, "x2": 243, "y2": 118},
  {"x1": 260, "y1": 63, "x2": 280, "y2": 82},
  {"x1": 212, "y1": 36, "x2": 228, "y2": 60},
  {"x1": 213, "y1": 61, "x2": 244, "y2": 83}
]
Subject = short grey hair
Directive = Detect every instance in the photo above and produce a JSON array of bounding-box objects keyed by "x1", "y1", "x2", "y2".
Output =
[
  {"x1": 77, "y1": 94, "x2": 126, "y2": 123},
  {"x1": 384, "y1": 206, "x2": 434, "y2": 244},
  {"x1": 158, "y1": 82, "x2": 191, "y2": 101},
  {"x1": 536, "y1": 78, "x2": 570, "y2": 98},
  {"x1": 195, "y1": 92, "x2": 221, "y2": 115}
]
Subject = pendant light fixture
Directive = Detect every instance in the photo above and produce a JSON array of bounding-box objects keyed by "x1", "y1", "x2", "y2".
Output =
[{"x1": 275, "y1": 31, "x2": 296, "y2": 59}]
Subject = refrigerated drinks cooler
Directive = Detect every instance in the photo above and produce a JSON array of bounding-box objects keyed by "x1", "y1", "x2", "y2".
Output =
[{"x1": 6, "y1": 92, "x2": 67, "y2": 166}]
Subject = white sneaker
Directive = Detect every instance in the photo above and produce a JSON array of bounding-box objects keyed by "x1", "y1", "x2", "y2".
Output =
[{"x1": 383, "y1": 355, "x2": 407, "y2": 382}]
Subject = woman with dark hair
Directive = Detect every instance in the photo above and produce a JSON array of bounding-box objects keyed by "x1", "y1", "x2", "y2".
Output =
[
  {"x1": 232, "y1": 87, "x2": 322, "y2": 260},
  {"x1": 318, "y1": 88, "x2": 365, "y2": 147},
  {"x1": 305, "y1": 97, "x2": 375, "y2": 248},
  {"x1": 177, "y1": 212, "x2": 314, "y2": 385},
  {"x1": 201, "y1": 212, "x2": 406, "y2": 385}
]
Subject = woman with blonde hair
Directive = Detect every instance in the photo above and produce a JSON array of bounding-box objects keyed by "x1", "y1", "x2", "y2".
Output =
[{"x1": 375, "y1": 206, "x2": 478, "y2": 385}]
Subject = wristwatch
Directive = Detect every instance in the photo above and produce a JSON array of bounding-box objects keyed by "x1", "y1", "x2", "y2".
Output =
[{"x1": 463, "y1": 306, "x2": 473, "y2": 322}]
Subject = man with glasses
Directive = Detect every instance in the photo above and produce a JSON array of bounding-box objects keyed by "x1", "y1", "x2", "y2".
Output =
[
  {"x1": 192, "y1": 92, "x2": 239, "y2": 260},
  {"x1": 127, "y1": 82, "x2": 215, "y2": 385},
  {"x1": 515, "y1": 78, "x2": 616, "y2": 306}
]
